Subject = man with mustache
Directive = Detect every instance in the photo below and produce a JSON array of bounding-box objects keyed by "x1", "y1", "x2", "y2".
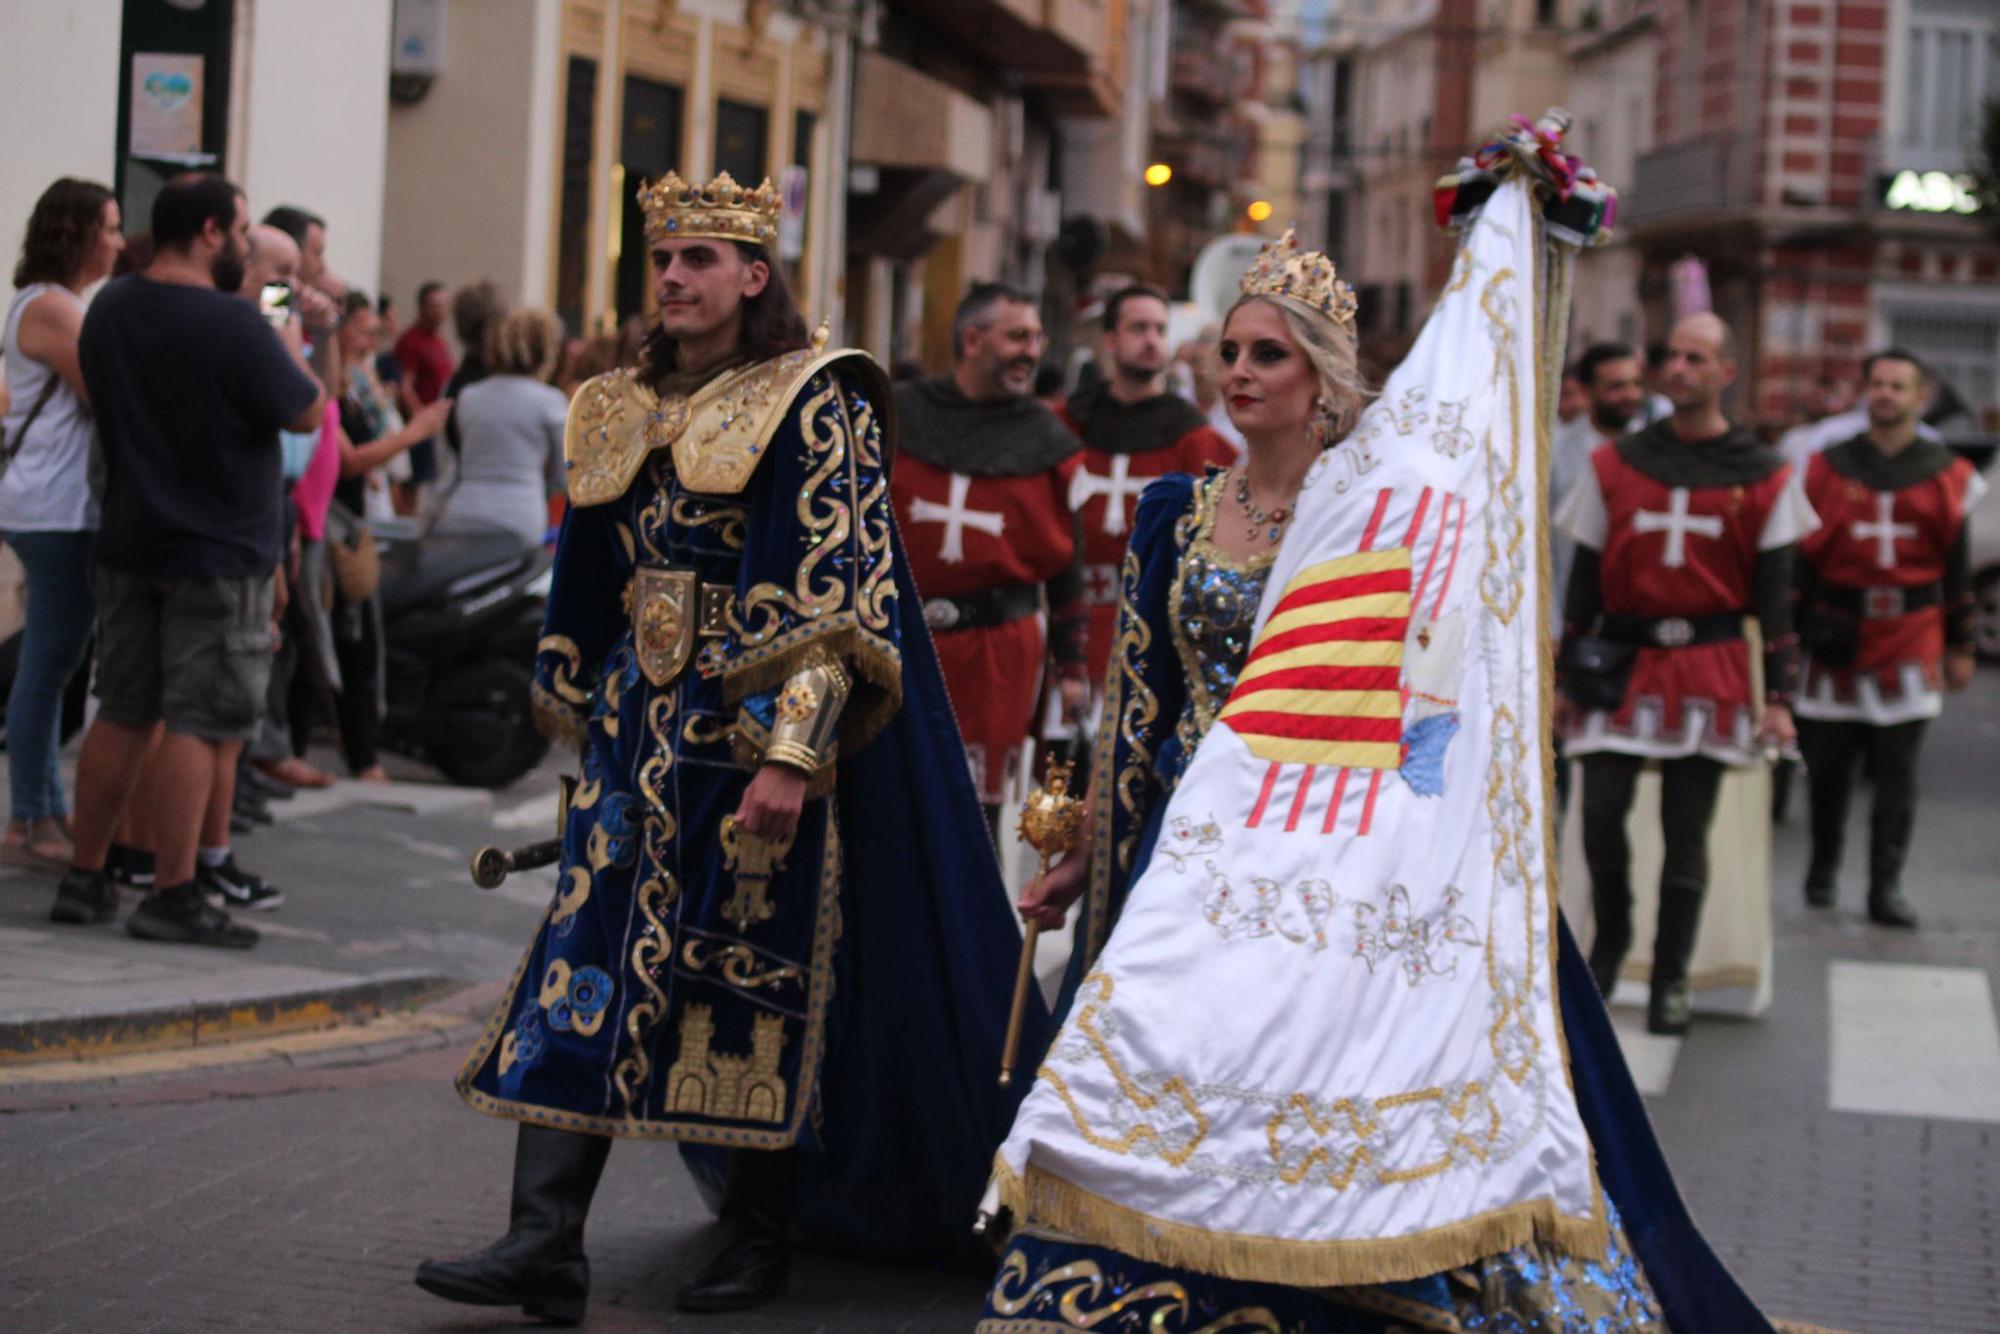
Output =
[
  {"x1": 1556, "y1": 313, "x2": 1816, "y2": 1035},
  {"x1": 1794, "y1": 350, "x2": 1982, "y2": 927},
  {"x1": 1057, "y1": 284, "x2": 1236, "y2": 702},
  {"x1": 890, "y1": 283, "x2": 1088, "y2": 826}
]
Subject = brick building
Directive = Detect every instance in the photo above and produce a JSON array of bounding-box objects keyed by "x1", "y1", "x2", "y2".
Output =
[{"x1": 1624, "y1": 0, "x2": 1999, "y2": 434}]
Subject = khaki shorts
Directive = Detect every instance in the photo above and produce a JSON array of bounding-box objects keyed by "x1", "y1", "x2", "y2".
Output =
[{"x1": 91, "y1": 568, "x2": 275, "y2": 742}]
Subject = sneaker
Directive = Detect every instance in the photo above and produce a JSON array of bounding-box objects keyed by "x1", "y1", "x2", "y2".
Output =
[
  {"x1": 127, "y1": 887, "x2": 258, "y2": 948},
  {"x1": 49, "y1": 867, "x2": 120, "y2": 925},
  {"x1": 199, "y1": 855, "x2": 286, "y2": 911},
  {"x1": 105, "y1": 843, "x2": 157, "y2": 892}
]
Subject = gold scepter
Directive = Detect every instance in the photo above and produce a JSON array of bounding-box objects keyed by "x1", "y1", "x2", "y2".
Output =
[{"x1": 999, "y1": 758, "x2": 1086, "y2": 1088}]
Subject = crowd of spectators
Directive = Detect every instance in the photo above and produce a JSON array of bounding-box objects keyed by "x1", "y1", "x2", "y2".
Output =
[{"x1": 0, "y1": 169, "x2": 608, "y2": 948}]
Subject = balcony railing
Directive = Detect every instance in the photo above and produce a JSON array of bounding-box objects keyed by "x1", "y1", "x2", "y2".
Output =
[{"x1": 1623, "y1": 133, "x2": 1760, "y2": 229}]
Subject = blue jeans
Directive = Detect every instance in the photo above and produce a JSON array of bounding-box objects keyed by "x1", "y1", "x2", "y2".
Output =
[{"x1": 4, "y1": 530, "x2": 95, "y2": 822}]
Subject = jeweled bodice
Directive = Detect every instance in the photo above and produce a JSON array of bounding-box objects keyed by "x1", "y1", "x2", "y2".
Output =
[{"x1": 1168, "y1": 474, "x2": 1272, "y2": 777}]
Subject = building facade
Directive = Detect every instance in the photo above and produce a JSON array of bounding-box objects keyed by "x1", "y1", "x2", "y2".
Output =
[{"x1": 1625, "y1": 0, "x2": 1998, "y2": 433}]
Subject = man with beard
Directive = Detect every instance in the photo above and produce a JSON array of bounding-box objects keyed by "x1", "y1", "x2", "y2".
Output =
[
  {"x1": 420, "y1": 172, "x2": 1040, "y2": 1320},
  {"x1": 51, "y1": 173, "x2": 324, "y2": 943},
  {"x1": 890, "y1": 283, "x2": 1089, "y2": 822},
  {"x1": 1556, "y1": 313, "x2": 1816, "y2": 1034},
  {"x1": 1058, "y1": 284, "x2": 1236, "y2": 695},
  {"x1": 1795, "y1": 350, "x2": 1982, "y2": 927}
]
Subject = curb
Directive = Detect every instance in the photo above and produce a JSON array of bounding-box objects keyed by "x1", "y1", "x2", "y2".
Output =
[{"x1": 0, "y1": 969, "x2": 461, "y2": 1065}]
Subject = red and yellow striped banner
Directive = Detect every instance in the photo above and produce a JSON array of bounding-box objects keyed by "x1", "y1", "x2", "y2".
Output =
[{"x1": 1219, "y1": 548, "x2": 1411, "y2": 769}]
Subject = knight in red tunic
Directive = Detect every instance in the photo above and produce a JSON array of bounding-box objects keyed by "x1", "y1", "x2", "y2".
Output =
[
  {"x1": 1795, "y1": 350, "x2": 1984, "y2": 927},
  {"x1": 891, "y1": 283, "x2": 1088, "y2": 817},
  {"x1": 1056, "y1": 284, "x2": 1238, "y2": 693},
  {"x1": 1556, "y1": 314, "x2": 1817, "y2": 1035}
]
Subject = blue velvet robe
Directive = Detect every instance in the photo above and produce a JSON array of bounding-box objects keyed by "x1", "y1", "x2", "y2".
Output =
[
  {"x1": 997, "y1": 472, "x2": 1770, "y2": 1330},
  {"x1": 458, "y1": 359, "x2": 1045, "y2": 1260}
]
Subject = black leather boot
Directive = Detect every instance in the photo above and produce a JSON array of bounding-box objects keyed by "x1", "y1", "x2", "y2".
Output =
[
  {"x1": 414, "y1": 1124, "x2": 611, "y2": 1325},
  {"x1": 1647, "y1": 878, "x2": 1706, "y2": 1036},
  {"x1": 1585, "y1": 868, "x2": 1633, "y2": 998},
  {"x1": 676, "y1": 1149, "x2": 795, "y2": 1314},
  {"x1": 1867, "y1": 805, "x2": 1919, "y2": 929}
]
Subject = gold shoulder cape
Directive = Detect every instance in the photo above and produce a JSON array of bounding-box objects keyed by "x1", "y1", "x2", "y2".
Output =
[{"x1": 563, "y1": 343, "x2": 893, "y2": 505}]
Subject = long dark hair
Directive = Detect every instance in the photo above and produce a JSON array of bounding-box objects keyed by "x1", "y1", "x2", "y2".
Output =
[
  {"x1": 13, "y1": 178, "x2": 114, "y2": 289},
  {"x1": 639, "y1": 242, "x2": 810, "y2": 387}
]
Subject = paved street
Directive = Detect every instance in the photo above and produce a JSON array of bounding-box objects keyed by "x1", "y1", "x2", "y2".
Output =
[{"x1": 2, "y1": 673, "x2": 1999, "y2": 1332}]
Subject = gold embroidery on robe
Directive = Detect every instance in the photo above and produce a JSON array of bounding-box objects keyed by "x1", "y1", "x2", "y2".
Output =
[
  {"x1": 664, "y1": 1004, "x2": 788, "y2": 1123},
  {"x1": 562, "y1": 346, "x2": 893, "y2": 505},
  {"x1": 719, "y1": 815, "x2": 794, "y2": 934}
]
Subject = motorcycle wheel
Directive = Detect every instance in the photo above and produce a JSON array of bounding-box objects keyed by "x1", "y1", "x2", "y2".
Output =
[{"x1": 429, "y1": 659, "x2": 551, "y2": 789}]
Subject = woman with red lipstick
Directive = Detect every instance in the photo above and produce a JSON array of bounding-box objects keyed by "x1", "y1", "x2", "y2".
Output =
[{"x1": 977, "y1": 129, "x2": 1771, "y2": 1329}]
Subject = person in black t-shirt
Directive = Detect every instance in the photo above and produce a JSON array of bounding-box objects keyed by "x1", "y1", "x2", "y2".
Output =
[{"x1": 51, "y1": 173, "x2": 325, "y2": 948}]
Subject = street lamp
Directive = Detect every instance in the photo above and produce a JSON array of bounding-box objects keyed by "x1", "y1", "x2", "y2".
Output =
[
  {"x1": 1247, "y1": 200, "x2": 1273, "y2": 223},
  {"x1": 1144, "y1": 163, "x2": 1174, "y2": 187}
]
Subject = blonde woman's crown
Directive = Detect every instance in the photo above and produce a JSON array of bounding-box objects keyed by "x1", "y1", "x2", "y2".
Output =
[
  {"x1": 638, "y1": 170, "x2": 781, "y2": 248},
  {"x1": 1239, "y1": 228, "x2": 1358, "y2": 328}
]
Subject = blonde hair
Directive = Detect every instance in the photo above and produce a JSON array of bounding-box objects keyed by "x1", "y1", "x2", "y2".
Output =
[
  {"x1": 487, "y1": 307, "x2": 561, "y2": 378},
  {"x1": 1225, "y1": 294, "x2": 1374, "y2": 442}
]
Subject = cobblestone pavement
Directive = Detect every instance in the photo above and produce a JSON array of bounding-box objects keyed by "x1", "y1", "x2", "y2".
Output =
[{"x1": 2, "y1": 677, "x2": 1999, "y2": 1331}]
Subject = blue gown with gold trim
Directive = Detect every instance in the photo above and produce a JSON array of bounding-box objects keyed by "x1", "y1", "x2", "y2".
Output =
[
  {"x1": 457, "y1": 352, "x2": 1045, "y2": 1260},
  {"x1": 983, "y1": 471, "x2": 1769, "y2": 1330}
]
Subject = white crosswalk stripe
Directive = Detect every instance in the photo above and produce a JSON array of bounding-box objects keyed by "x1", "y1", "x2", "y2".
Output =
[{"x1": 1828, "y1": 960, "x2": 2000, "y2": 1123}]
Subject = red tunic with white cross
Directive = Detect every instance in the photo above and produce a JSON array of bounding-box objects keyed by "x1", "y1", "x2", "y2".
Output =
[
  {"x1": 890, "y1": 452, "x2": 1081, "y2": 803},
  {"x1": 1568, "y1": 445, "x2": 1798, "y2": 761},
  {"x1": 1055, "y1": 405, "x2": 1237, "y2": 686},
  {"x1": 1797, "y1": 448, "x2": 1979, "y2": 721}
]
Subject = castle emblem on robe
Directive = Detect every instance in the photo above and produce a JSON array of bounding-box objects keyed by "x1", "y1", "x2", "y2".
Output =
[{"x1": 665, "y1": 1004, "x2": 788, "y2": 1123}]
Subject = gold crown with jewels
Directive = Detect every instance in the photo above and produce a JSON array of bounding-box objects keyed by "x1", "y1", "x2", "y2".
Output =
[
  {"x1": 1239, "y1": 228, "x2": 1358, "y2": 328},
  {"x1": 638, "y1": 170, "x2": 781, "y2": 248}
]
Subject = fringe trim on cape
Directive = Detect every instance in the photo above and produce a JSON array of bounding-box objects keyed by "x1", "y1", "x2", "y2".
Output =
[{"x1": 991, "y1": 1157, "x2": 1608, "y2": 1290}]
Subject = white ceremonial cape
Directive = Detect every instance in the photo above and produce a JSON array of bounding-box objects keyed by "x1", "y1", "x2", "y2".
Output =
[{"x1": 991, "y1": 178, "x2": 1606, "y2": 1285}]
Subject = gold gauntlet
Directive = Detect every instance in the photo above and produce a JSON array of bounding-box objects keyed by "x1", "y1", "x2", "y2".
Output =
[{"x1": 762, "y1": 655, "x2": 850, "y2": 774}]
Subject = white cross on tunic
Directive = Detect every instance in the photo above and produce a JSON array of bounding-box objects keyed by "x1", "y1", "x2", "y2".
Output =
[
  {"x1": 1632, "y1": 487, "x2": 1724, "y2": 568},
  {"x1": 908, "y1": 473, "x2": 1005, "y2": 564},
  {"x1": 1851, "y1": 492, "x2": 1916, "y2": 569},
  {"x1": 1068, "y1": 455, "x2": 1148, "y2": 536}
]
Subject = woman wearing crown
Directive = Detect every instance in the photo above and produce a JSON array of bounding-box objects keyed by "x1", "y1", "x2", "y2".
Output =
[
  {"x1": 415, "y1": 171, "x2": 1045, "y2": 1321},
  {"x1": 977, "y1": 124, "x2": 1769, "y2": 1332}
]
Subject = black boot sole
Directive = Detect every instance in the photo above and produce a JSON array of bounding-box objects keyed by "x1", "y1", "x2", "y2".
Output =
[
  {"x1": 413, "y1": 1270, "x2": 585, "y2": 1326},
  {"x1": 675, "y1": 1275, "x2": 789, "y2": 1314}
]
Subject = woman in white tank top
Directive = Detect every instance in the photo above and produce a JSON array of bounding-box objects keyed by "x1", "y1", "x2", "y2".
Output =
[{"x1": 1, "y1": 178, "x2": 124, "y2": 870}]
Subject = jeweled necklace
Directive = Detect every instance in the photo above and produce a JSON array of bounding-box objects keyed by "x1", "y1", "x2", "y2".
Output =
[{"x1": 1233, "y1": 467, "x2": 1294, "y2": 546}]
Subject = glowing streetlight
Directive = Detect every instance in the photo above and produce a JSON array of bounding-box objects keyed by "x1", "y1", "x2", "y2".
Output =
[
  {"x1": 1144, "y1": 163, "x2": 1173, "y2": 187},
  {"x1": 1247, "y1": 199, "x2": 1273, "y2": 223}
]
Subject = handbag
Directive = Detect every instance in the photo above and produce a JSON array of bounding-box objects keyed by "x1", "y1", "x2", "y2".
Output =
[
  {"x1": 328, "y1": 523, "x2": 381, "y2": 603},
  {"x1": 1, "y1": 376, "x2": 60, "y2": 480},
  {"x1": 1801, "y1": 604, "x2": 1859, "y2": 670},
  {"x1": 1560, "y1": 634, "x2": 1638, "y2": 712}
]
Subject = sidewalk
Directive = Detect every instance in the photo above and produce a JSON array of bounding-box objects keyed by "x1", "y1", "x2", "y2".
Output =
[{"x1": 0, "y1": 752, "x2": 566, "y2": 1077}]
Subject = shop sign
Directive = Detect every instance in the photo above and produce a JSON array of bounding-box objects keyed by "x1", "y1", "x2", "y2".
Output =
[{"x1": 1879, "y1": 169, "x2": 1983, "y2": 216}]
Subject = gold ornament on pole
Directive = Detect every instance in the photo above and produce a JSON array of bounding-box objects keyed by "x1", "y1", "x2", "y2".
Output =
[{"x1": 998, "y1": 758, "x2": 1086, "y2": 1088}]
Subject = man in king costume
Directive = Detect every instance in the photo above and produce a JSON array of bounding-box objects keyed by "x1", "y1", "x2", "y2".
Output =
[
  {"x1": 1057, "y1": 283, "x2": 1238, "y2": 694},
  {"x1": 891, "y1": 284, "x2": 1090, "y2": 820},
  {"x1": 1556, "y1": 312, "x2": 1816, "y2": 1035},
  {"x1": 978, "y1": 118, "x2": 1770, "y2": 1332},
  {"x1": 417, "y1": 172, "x2": 1044, "y2": 1322},
  {"x1": 1796, "y1": 348, "x2": 1983, "y2": 927}
]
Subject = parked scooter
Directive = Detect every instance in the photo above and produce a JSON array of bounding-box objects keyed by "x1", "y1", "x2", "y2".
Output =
[{"x1": 373, "y1": 523, "x2": 552, "y2": 788}]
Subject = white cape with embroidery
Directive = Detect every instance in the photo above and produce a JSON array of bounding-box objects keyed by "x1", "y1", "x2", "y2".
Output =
[{"x1": 991, "y1": 178, "x2": 1603, "y2": 1285}]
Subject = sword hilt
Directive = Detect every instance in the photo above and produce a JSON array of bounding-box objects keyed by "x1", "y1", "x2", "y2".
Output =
[{"x1": 470, "y1": 838, "x2": 563, "y2": 889}]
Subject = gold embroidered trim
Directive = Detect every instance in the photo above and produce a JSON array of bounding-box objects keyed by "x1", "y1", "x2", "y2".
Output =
[
  {"x1": 530, "y1": 680, "x2": 588, "y2": 750},
  {"x1": 991, "y1": 1157, "x2": 1606, "y2": 1290},
  {"x1": 454, "y1": 810, "x2": 847, "y2": 1149}
]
